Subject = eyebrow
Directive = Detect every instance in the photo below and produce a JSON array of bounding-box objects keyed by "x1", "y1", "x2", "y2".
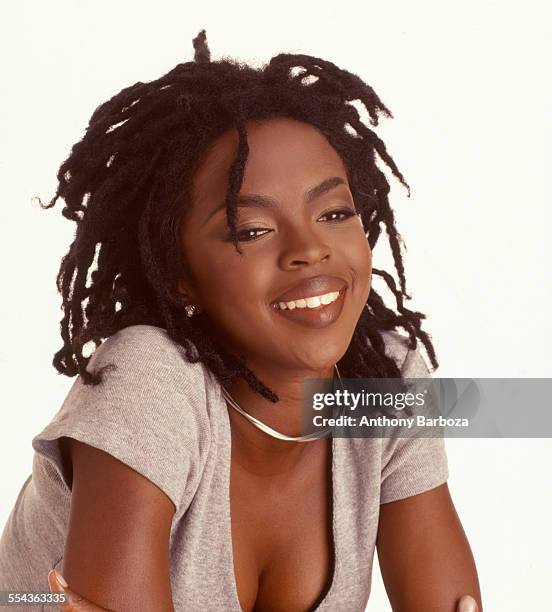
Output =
[{"x1": 204, "y1": 176, "x2": 348, "y2": 224}]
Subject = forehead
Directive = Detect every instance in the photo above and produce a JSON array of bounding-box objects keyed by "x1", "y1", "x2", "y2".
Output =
[{"x1": 192, "y1": 117, "x2": 349, "y2": 210}]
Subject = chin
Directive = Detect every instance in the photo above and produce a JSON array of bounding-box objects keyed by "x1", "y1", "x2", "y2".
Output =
[{"x1": 288, "y1": 344, "x2": 349, "y2": 374}]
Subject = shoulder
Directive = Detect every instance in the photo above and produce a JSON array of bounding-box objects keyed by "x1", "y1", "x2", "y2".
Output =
[
  {"x1": 90, "y1": 324, "x2": 192, "y2": 368},
  {"x1": 67, "y1": 324, "x2": 215, "y2": 437},
  {"x1": 376, "y1": 332, "x2": 447, "y2": 503},
  {"x1": 379, "y1": 329, "x2": 411, "y2": 372},
  {"x1": 379, "y1": 329, "x2": 432, "y2": 378},
  {"x1": 87, "y1": 324, "x2": 211, "y2": 397},
  {"x1": 32, "y1": 325, "x2": 216, "y2": 508}
]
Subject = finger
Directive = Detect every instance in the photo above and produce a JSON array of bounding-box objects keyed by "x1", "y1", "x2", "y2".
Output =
[
  {"x1": 457, "y1": 594, "x2": 479, "y2": 612},
  {"x1": 47, "y1": 570, "x2": 112, "y2": 611}
]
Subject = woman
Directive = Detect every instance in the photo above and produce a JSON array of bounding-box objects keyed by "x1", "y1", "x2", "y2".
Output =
[{"x1": 0, "y1": 30, "x2": 482, "y2": 611}]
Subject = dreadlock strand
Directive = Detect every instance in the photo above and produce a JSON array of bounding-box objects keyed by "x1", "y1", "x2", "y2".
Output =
[
  {"x1": 193, "y1": 29, "x2": 211, "y2": 63},
  {"x1": 225, "y1": 116, "x2": 250, "y2": 254}
]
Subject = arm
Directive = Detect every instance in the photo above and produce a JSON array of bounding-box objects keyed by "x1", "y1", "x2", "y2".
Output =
[
  {"x1": 60, "y1": 438, "x2": 175, "y2": 612},
  {"x1": 376, "y1": 483, "x2": 482, "y2": 612}
]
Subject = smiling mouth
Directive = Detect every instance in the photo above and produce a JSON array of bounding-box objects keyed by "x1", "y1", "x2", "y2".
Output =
[
  {"x1": 272, "y1": 289, "x2": 341, "y2": 311},
  {"x1": 270, "y1": 288, "x2": 347, "y2": 328}
]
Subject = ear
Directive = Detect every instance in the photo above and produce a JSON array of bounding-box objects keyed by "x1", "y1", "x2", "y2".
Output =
[
  {"x1": 177, "y1": 278, "x2": 189, "y2": 300},
  {"x1": 177, "y1": 278, "x2": 199, "y2": 306}
]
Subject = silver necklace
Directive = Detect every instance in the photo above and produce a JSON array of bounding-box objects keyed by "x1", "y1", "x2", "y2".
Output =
[{"x1": 222, "y1": 365, "x2": 344, "y2": 442}]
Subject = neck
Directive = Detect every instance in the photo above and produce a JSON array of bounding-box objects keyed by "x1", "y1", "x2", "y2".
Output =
[{"x1": 223, "y1": 362, "x2": 336, "y2": 475}]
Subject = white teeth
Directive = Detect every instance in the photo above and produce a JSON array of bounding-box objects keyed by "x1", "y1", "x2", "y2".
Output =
[
  {"x1": 275, "y1": 291, "x2": 341, "y2": 310},
  {"x1": 306, "y1": 296, "x2": 322, "y2": 308}
]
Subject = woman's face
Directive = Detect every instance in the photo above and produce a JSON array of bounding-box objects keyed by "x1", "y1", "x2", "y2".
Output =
[{"x1": 179, "y1": 117, "x2": 372, "y2": 375}]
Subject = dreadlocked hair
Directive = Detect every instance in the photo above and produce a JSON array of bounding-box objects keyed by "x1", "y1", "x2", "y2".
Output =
[{"x1": 40, "y1": 28, "x2": 439, "y2": 403}]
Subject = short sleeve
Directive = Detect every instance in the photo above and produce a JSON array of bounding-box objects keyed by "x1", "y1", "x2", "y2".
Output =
[
  {"x1": 32, "y1": 325, "x2": 209, "y2": 511},
  {"x1": 379, "y1": 335, "x2": 449, "y2": 504}
]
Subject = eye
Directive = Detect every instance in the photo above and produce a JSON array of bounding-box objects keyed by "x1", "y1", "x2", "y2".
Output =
[
  {"x1": 232, "y1": 227, "x2": 272, "y2": 243},
  {"x1": 225, "y1": 207, "x2": 358, "y2": 244},
  {"x1": 318, "y1": 207, "x2": 358, "y2": 223}
]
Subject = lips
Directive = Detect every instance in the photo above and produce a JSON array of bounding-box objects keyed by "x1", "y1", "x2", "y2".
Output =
[
  {"x1": 271, "y1": 287, "x2": 347, "y2": 329},
  {"x1": 271, "y1": 275, "x2": 347, "y2": 305}
]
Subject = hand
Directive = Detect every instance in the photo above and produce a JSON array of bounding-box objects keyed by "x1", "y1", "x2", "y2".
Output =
[
  {"x1": 457, "y1": 594, "x2": 480, "y2": 612},
  {"x1": 48, "y1": 570, "x2": 113, "y2": 611}
]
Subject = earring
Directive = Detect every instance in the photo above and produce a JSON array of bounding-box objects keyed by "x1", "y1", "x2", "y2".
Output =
[{"x1": 185, "y1": 304, "x2": 203, "y2": 318}]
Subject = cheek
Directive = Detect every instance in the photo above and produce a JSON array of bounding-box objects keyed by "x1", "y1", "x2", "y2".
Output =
[
  {"x1": 347, "y1": 231, "x2": 372, "y2": 284},
  {"x1": 344, "y1": 235, "x2": 372, "y2": 314},
  {"x1": 188, "y1": 249, "x2": 271, "y2": 320},
  {"x1": 200, "y1": 264, "x2": 275, "y2": 353}
]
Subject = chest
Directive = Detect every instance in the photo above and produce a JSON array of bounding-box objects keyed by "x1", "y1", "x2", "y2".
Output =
[{"x1": 229, "y1": 441, "x2": 334, "y2": 612}]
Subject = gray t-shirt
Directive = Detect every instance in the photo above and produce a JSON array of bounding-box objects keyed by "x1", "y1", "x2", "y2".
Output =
[{"x1": 0, "y1": 324, "x2": 448, "y2": 611}]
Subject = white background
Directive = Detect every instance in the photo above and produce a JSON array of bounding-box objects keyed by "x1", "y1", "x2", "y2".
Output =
[{"x1": 1, "y1": 1, "x2": 551, "y2": 610}]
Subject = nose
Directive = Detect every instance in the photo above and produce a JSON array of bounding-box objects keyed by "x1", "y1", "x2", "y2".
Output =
[{"x1": 277, "y1": 225, "x2": 331, "y2": 270}]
